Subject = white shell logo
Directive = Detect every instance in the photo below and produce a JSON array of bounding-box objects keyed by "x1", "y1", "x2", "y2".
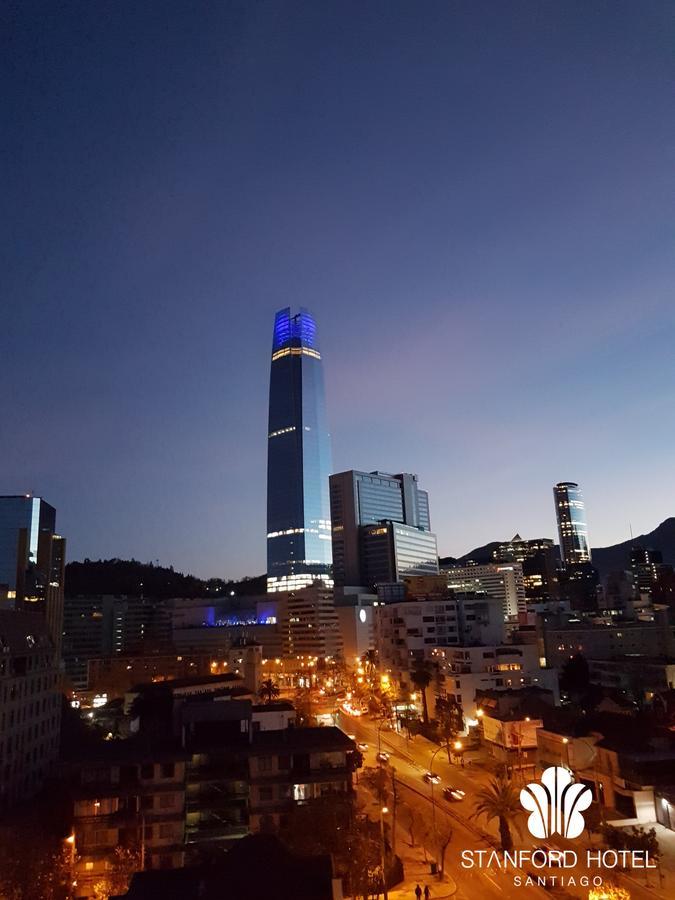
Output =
[{"x1": 520, "y1": 766, "x2": 593, "y2": 840}]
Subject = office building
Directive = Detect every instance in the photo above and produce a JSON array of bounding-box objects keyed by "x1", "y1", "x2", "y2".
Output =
[
  {"x1": 334, "y1": 590, "x2": 377, "y2": 663},
  {"x1": 493, "y1": 535, "x2": 559, "y2": 602},
  {"x1": 0, "y1": 611, "x2": 61, "y2": 810},
  {"x1": 0, "y1": 495, "x2": 66, "y2": 652},
  {"x1": 63, "y1": 594, "x2": 172, "y2": 691},
  {"x1": 553, "y1": 482, "x2": 591, "y2": 567},
  {"x1": 361, "y1": 521, "x2": 439, "y2": 587},
  {"x1": 630, "y1": 547, "x2": 663, "y2": 600},
  {"x1": 442, "y1": 562, "x2": 526, "y2": 619},
  {"x1": 329, "y1": 470, "x2": 435, "y2": 590},
  {"x1": 266, "y1": 308, "x2": 332, "y2": 593}
]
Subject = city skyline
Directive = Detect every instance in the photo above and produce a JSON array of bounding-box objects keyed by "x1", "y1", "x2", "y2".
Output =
[{"x1": 4, "y1": 2, "x2": 675, "y2": 578}]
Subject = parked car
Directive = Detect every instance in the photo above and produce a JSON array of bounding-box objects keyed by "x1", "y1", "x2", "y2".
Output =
[
  {"x1": 423, "y1": 772, "x2": 441, "y2": 785},
  {"x1": 376, "y1": 751, "x2": 390, "y2": 764},
  {"x1": 442, "y1": 786, "x2": 466, "y2": 802},
  {"x1": 357, "y1": 742, "x2": 369, "y2": 752}
]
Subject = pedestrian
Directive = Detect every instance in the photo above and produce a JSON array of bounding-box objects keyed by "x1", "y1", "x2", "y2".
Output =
[
  {"x1": 415, "y1": 884, "x2": 422, "y2": 900},
  {"x1": 424, "y1": 886, "x2": 431, "y2": 899}
]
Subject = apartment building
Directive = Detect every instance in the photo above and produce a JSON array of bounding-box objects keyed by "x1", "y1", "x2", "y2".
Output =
[
  {"x1": 375, "y1": 594, "x2": 504, "y2": 690},
  {"x1": 67, "y1": 742, "x2": 188, "y2": 898},
  {"x1": 431, "y1": 642, "x2": 559, "y2": 720}
]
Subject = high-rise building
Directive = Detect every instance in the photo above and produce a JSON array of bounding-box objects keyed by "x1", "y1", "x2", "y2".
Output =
[
  {"x1": 329, "y1": 470, "x2": 435, "y2": 589},
  {"x1": 493, "y1": 535, "x2": 559, "y2": 602},
  {"x1": 0, "y1": 495, "x2": 66, "y2": 652},
  {"x1": 266, "y1": 308, "x2": 332, "y2": 593},
  {"x1": 442, "y1": 561, "x2": 526, "y2": 619},
  {"x1": 553, "y1": 482, "x2": 591, "y2": 567},
  {"x1": 62, "y1": 594, "x2": 173, "y2": 691},
  {"x1": 276, "y1": 583, "x2": 342, "y2": 659},
  {"x1": 361, "y1": 521, "x2": 439, "y2": 586},
  {"x1": 630, "y1": 547, "x2": 663, "y2": 600}
]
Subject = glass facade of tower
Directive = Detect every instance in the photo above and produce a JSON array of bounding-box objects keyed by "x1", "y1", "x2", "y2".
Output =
[
  {"x1": 266, "y1": 308, "x2": 332, "y2": 592},
  {"x1": 554, "y1": 482, "x2": 591, "y2": 567}
]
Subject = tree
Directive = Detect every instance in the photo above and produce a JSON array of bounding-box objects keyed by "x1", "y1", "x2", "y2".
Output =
[
  {"x1": 92, "y1": 847, "x2": 141, "y2": 899},
  {"x1": 435, "y1": 697, "x2": 464, "y2": 763},
  {"x1": 258, "y1": 678, "x2": 281, "y2": 704},
  {"x1": 474, "y1": 776, "x2": 523, "y2": 852},
  {"x1": 361, "y1": 649, "x2": 378, "y2": 680},
  {"x1": 433, "y1": 821, "x2": 454, "y2": 877},
  {"x1": 410, "y1": 663, "x2": 432, "y2": 725},
  {"x1": 560, "y1": 653, "x2": 589, "y2": 696},
  {"x1": 279, "y1": 797, "x2": 387, "y2": 899}
]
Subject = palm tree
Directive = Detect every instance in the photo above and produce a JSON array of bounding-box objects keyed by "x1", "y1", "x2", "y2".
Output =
[
  {"x1": 258, "y1": 678, "x2": 280, "y2": 704},
  {"x1": 410, "y1": 663, "x2": 432, "y2": 725},
  {"x1": 473, "y1": 776, "x2": 523, "y2": 851}
]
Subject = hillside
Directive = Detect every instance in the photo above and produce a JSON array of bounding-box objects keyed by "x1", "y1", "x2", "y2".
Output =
[
  {"x1": 440, "y1": 517, "x2": 675, "y2": 578},
  {"x1": 591, "y1": 517, "x2": 675, "y2": 577},
  {"x1": 64, "y1": 558, "x2": 266, "y2": 599}
]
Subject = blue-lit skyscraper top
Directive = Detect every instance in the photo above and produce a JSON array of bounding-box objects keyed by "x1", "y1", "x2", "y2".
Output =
[
  {"x1": 267, "y1": 307, "x2": 333, "y2": 593},
  {"x1": 272, "y1": 307, "x2": 318, "y2": 353}
]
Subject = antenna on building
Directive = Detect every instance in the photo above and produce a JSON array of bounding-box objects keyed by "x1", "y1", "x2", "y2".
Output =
[{"x1": 629, "y1": 522, "x2": 634, "y2": 544}]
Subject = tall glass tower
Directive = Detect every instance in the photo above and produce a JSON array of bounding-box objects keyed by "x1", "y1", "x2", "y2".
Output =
[
  {"x1": 266, "y1": 308, "x2": 333, "y2": 592},
  {"x1": 553, "y1": 481, "x2": 591, "y2": 567}
]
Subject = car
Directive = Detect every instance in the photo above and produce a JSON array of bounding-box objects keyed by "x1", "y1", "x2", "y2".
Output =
[
  {"x1": 376, "y1": 751, "x2": 390, "y2": 764},
  {"x1": 357, "y1": 742, "x2": 369, "y2": 752},
  {"x1": 423, "y1": 772, "x2": 441, "y2": 785},
  {"x1": 347, "y1": 733, "x2": 356, "y2": 741},
  {"x1": 442, "y1": 786, "x2": 465, "y2": 802}
]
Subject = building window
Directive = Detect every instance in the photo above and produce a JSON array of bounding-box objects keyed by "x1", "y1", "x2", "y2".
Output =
[
  {"x1": 259, "y1": 786, "x2": 274, "y2": 802},
  {"x1": 160, "y1": 763, "x2": 175, "y2": 779}
]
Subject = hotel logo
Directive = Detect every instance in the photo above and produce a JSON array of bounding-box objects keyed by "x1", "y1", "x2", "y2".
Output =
[{"x1": 520, "y1": 766, "x2": 593, "y2": 839}]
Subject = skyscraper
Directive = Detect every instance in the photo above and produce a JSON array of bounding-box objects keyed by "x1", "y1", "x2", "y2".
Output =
[
  {"x1": 329, "y1": 470, "x2": 436, "y2": 590},
  {"x1": 266, "y1": 308, "x2": 332, "y2": 593},
  {"x1": 553, "y1": 482, "x2": 591, "y2": 567},
  {"x1": 0, "y1": 495, "x2": 66, "y2": 652}
]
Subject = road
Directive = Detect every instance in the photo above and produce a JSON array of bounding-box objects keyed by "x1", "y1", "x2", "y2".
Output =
[{"x1": 338, "y1": 710, "x2": 665, "y2": 900}]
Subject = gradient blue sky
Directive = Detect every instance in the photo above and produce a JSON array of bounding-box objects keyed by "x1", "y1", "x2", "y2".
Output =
[{"x1": 3, "y1": 1, "x2": 675, "y2": 578}]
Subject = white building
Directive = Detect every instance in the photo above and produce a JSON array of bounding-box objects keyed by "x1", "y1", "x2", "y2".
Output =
[
  {"x1": 431, "y1": 642, "x2": 559, "y2": 720},
  {"x1": 375, "y1": 594, "x2": 504, "y2": 690},
  {"x1": 443, "y1": 562, "x2": 526, "y2": 619}
]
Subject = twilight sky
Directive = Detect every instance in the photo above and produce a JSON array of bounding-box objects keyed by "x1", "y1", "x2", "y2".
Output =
[{"x1": 3, "y1": 1, "x2": 675, "y2": 578}]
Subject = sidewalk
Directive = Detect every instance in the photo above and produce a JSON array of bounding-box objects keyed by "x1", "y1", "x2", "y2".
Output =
[{"x1": 357, "y1": 775, "x2": 457, "y2": 900}]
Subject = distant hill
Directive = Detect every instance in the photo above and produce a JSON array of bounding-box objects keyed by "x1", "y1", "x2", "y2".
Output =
[
  {"x1": 65, "y1": 558, "x2": 266, "y2": 599},
  {"x1": 439, "y1": 541, "x2": 501, "y2": 568},
  {"x1": 440, "y1": 517, "x2": 675, "y2": 578},
  {"x1": 591, "y1": 517, "x2": 675, "y2": 577}
]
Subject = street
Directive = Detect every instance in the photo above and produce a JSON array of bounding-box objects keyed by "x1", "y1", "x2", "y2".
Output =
[{"x1": 339, "y1": 710, "x2": 665, "y2": 900}]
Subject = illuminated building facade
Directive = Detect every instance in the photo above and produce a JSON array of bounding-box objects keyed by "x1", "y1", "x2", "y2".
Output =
[
  {"x1": 0, "y1": 494, "x2": 66, "y2": 653},
  {"x1": 266, "y1": 308, "x2": 332, "y2": 593},
  {"x1": 442, "y1": 561, "x2": 526, "y2": 619},
  {"x1": 553, "y1": 482, "x2": 591, "y2": 567},
  {"x1": 329, "y1": 470, "x2": 434, "y2": 590}
]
